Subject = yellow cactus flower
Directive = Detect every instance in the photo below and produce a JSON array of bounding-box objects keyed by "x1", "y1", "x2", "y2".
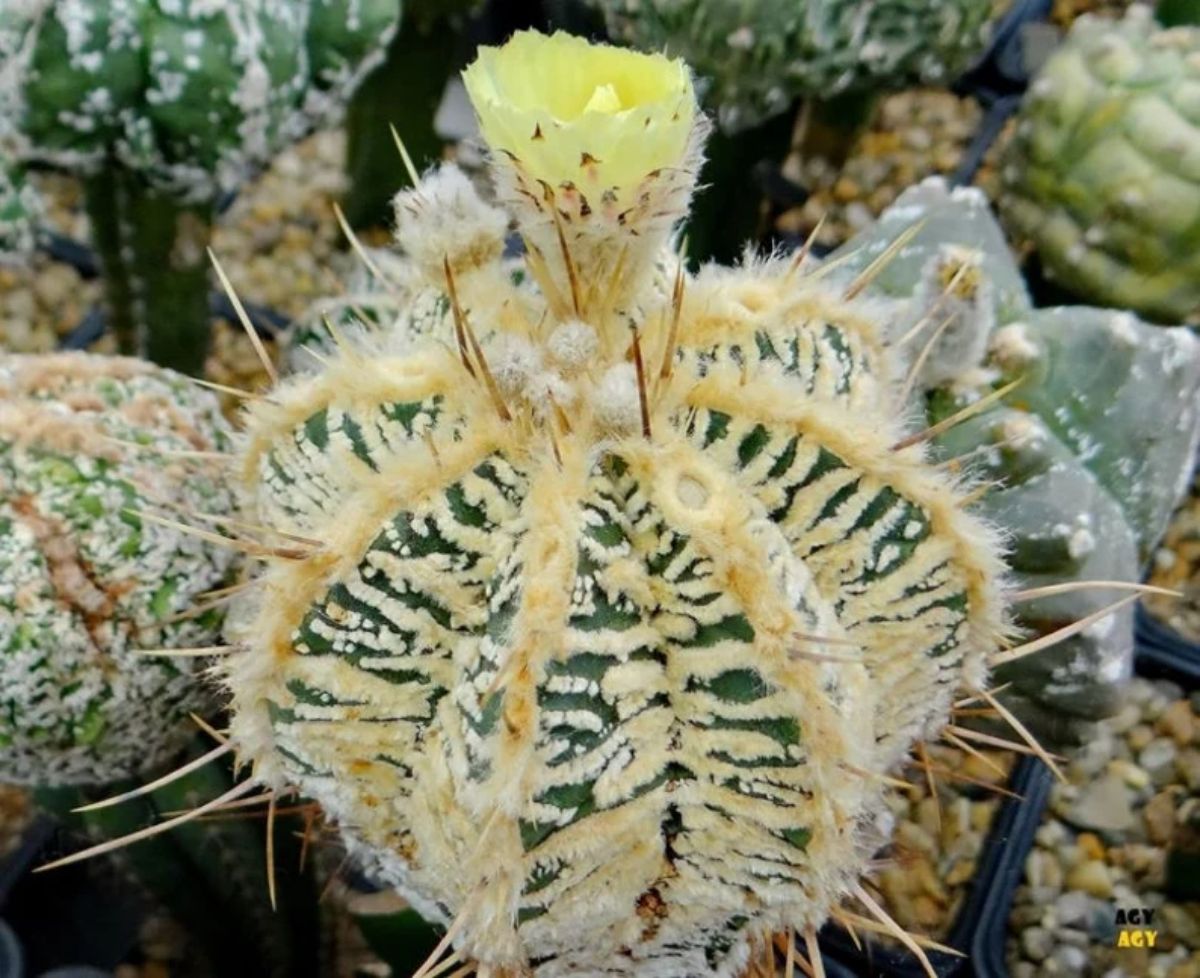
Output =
[{"x1": 463, "y1": 29, "x2": 698, "y2": 212}]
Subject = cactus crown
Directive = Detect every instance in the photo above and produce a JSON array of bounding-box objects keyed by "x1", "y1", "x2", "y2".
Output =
[{"x1": 209, "y1": 31, "x2": 1016, "y2": 978}]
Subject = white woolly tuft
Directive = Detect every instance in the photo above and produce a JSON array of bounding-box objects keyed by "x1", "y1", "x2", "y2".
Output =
[
  {"x1": 592, "y1": 363, "x2": 641, "y2": 431},
  {"x1": 906, "y1": 244, "x2": 995, "y2": 387},
  {"x1": 545, "y1": 319, "x2": 599, "y2": 373},
  {"x1": 393, "y1": 163, "x2": 509, "y2": 283},
  {"x1": 488, "y1": 333, "x2": 544, "y2": 396}
]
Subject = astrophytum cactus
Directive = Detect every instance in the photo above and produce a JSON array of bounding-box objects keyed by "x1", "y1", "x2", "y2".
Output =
[
  {"x1": 0, "y1": 0, "x2": 399, "y2": 372},
  {"x1": 1001, "y1": 4, "x2": 1200, "y2": 323},
  {"x1": 829, "y1": 177, "x2": 1200, "y2": 743},
  {"x1": 0, "y1": 352, "x2": 238, "y2": 786},
  {"x1": 173, "y1": 32, "x2": 1028, "y2": 978},
  {"x1": 588, "y1": 0, "x2": 994, "y2": 132}
]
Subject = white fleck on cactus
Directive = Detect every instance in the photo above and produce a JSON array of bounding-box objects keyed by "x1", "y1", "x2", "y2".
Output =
[
  {"x1": 208, "y1": 32, "x2": 1017, "y2": 978},
  {"x1": 0, "y1": 352, "x2": 238, "y2": 786},
  {"x1": 0, "y1": 158, "x2": 40, "y2": 261}
]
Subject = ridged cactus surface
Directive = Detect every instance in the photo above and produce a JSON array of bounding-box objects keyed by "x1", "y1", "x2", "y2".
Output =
[
  {"x1": 0, "y1": 353, "x2": 237, "y2": 785},
  {"x1": 832, "y1": 178, "x2": 1200, "y2": 739},
  {"x1": 589, "y1": 0, "x2": 994, "y2": 130},
  {"x1": 1002, "y1": 6, "x2": 1200, "y2": 322},
  {"x1": 0, "y1": 0, "x2": 399, "y2": 198},
  {"x1": 222, "y1": 32, "x2": 1010, "y2": 977}
]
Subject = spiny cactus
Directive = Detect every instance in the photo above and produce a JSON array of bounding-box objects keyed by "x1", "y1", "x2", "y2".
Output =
[
  {"x1": 1001, "y1": 4, "x2": 1200, "y2": 323},
  {"x1": 829, "y1": 177, "x2": 1200, "y2": 742},
  {"x1": 0, "y1": 0, "x2": 399, "y2": 372},
  {"x1": 204, "y1": 32, "x2": 1019, "y2": 977},
  {"x1": 588, "y1": 0, "x2": 995, "y2": 133},
  {"x1": 0, "y1": 352, "x2": 238, "y2": 786}
]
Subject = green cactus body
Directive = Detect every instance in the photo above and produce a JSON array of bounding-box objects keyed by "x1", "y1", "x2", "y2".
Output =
[
  {"x1": 213, "y1": 33, "x2": 1012, "y2": 976},
  {"x1": 831, "y1": 177, "x2": 1200, "y2": 740},
  {"x1": 0, "y1": 159, "x2": 40, "y2": 261},
  {"x1": 590, "y1": 0, "x2": 994, "y2": 132},
  {"x1": 340, "y1": 0, "x2": 490, "y2": 229},
  {"x1": 0, "y1": 0, "x2": 399, "y2": 371},
  {"x1": 1002, "y1": 6, "x2": 1200, "y2": 323},
  {"x1": 0, "y1": 353, "x2": 238, "y2": 785}
]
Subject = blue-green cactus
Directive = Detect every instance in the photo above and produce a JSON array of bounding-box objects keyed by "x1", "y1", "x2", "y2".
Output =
[{"x1": 829, "y1": 177, "x2": 1200, "y2": 740}]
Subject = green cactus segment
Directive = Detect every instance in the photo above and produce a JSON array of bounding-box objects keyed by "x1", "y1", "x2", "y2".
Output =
[
  {"x1": 925, "y1": 308, "x2": 1200, "y2": 728},
  {"x1": 255, "y1": 386, "x2": 468, "y2": 537},
  {"x1": 987, "y1": 309, "x2": 1200, "y2": 555},
  {"x1": 0, "y1": 354, "x2": 237, "y2": 786},
  {"x1": 83, "y1": 166, "x2": 215, "y2": 373},
  {"x1": 827, "y1": 178, "x2": 1031, "y2": 328},
  {"x1": 592, "y1": 0, "x2": 993, "y2": 131},
  {"x1": 1001, "y1": 7, "x2": 1200, "y2": 322},
  {"x1": 306, "y1": 0, "x2": 402, "y2": 94},
  {"x1": 0, "y1": 160, "x2": 41, "y2": 261},
  {"x1": 261, "y1": 440, "x2": 879, "y2": 974},
  {"x1": 930, "y1": 402, "x2": 1140, "y2": 725},
  {"x1": 4, "y1": 0, "x2": 399, "y2": 199}
]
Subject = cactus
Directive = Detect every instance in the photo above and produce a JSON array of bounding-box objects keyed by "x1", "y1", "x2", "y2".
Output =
[
  {"x1": 0, "y1": 159, "x2": 40, "y2": 261},
  {"x1": 575, "y1": 0, "x2": 994, "y2": 262},
  {"x1": 0, "y1": 352, "x2": 238, "y2": 786},
  {"x1": 0, "y1": 1, "x2": 399, "y2": 373},
  {"x1": 200, "y1": 31, "x2": 1024, "y2": 977},
  {"x1": 1001, "y1": 4, "x2": 1200, "y2": 323},
  {"x1": 589, "y1": 0, "x2": 995, "y2": 133},
  {"x1": 828, "y1": 177, "x2": 1200, "y2": 742},
  {"x1": 341, "y1": 0, "x2": 485, "y2": 230}
]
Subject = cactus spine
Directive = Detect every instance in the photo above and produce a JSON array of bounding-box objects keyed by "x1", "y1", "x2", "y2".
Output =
[{"x1": 215, "y1": 31, "x2": 1013, "y2": 977}]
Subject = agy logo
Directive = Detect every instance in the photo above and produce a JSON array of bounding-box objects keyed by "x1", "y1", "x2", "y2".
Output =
[{"x1": 1114, "y1": 907, "x2": 1158, "y2": 948}]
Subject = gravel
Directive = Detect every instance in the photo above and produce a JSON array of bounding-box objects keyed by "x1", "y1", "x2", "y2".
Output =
[{"x1": 1007, "y1": 677, "x2": 1200, "y2": 977}]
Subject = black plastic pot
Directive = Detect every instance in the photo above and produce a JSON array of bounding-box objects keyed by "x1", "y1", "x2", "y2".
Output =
[{"x1": 821, "y1": 618, "x2": 1200, "y2": 978}]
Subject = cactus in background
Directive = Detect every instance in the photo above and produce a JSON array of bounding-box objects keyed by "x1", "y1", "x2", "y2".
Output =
[
  {"x1": 0, "y1": 352, "x2": 239, "y2": 786},
  {"x1": 0, "y1": 352, "x2": 325, "y2": 977},
  {"x1": 203, "y1": 31, "x2": 1021, "y2": 977},
  {"x1": 576, "y1": 0, "x2": 994, "y2": 262},
  {"x1": 342, "y1": 0, "x2": 486, "y2": 230},
  {"x1": 589, "y1": 0, "x2": 994, "y2": 133},
  {"x1": 1001, "y1": 4, "x2": 1200, "y2": 323},
  {"x1": 0, "y1": 1, "x2": 400, "y2": 373},
  {"x1": 0, "y1": 159, "x2": 40, "y2": 261},
  {"x1": 828, "y1": 177, "x2": 1200, "y2": 742}
]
